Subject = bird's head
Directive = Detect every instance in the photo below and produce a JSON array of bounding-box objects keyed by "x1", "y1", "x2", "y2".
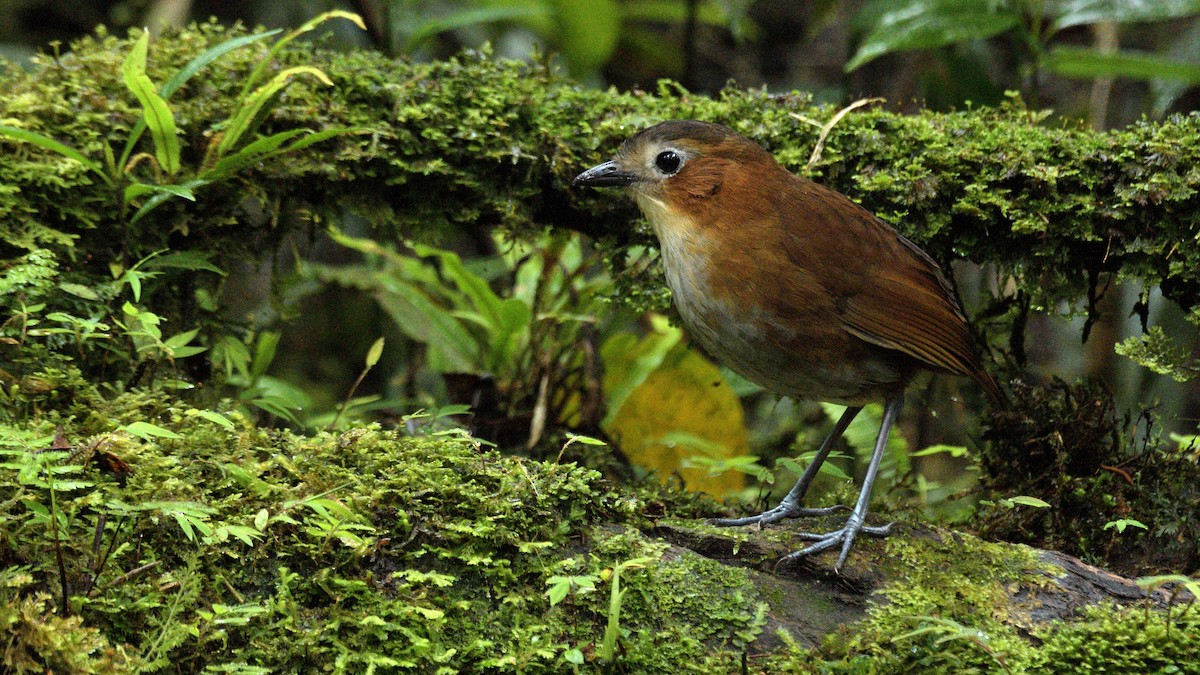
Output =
[{"x1": 573, "y1": 120, "x2": 779, "y2": 216}]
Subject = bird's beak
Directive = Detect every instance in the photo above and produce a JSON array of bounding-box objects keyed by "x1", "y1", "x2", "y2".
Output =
[{"x1": 573, "y1": 160, "x2": 637, "y2": 188}]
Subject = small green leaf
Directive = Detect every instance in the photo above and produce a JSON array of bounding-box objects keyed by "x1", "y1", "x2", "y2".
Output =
[
  {"x1": 1052, "y1": 0, "x2": 1200, "y2": 32},
  {"x1": 124, "y1": 273, "x2": 143, "y2": 302},
  {"x1": 1171, "y1": 432, "x2": 1198, "y2": 451},
  {"x1": 250, "y1": 398, "x2": 299, "y2": 425},
  {"x1": 124, "y1": 181, "x2": 196, "y2": 204},
  {"x1": 778, "y1": 454, "x2": 850, "y2": 481},
  {"x1": 219, "y1": 67, "x2": 333, "y2": 156},
  {"x1": 244, "y1": 10, "x2": 365, "y2": 96},
  {"x1": 546, "y1": 578, "x2": 571, "y2": 606},
  {"x1": 122, "y1": 31, "x2": 180, "y2": 175},
  {"x1": 58, "y1": 283, "x2": 100, "y2": 300},
  {"x1": 1135, "y1": 574, "x2": 1200, "y2": 600},
  {"x1": 251, "y1": 332, "x2": 281, "y2": 379},
  {"x1": 1104, "y1": 518, "x2": 1148, "y2": 533},
  {"x1": 0, "y1": 125, "x2": 109, "y2": 182},
  {"x1": 163, "y1": 328, "x2": 200, "y2": 349},
  {"x1": 216, "y1": 525, "x2": 264, "y2": 547},
  {"x1": 205, "y1": 128, "x2": 307, "y2": 176},
  {"x1": 124, "y1": 421, "x2": 183, "y2": 440},
  {"x1": 365, "y1": 337, "x2": 385, "y2": 368},
  {"x1": 169, "y1": 345, "x2": 207, "y2": 358},
  {"x1": 162, "y1": 30, "x2": 283, "y2": 99},
  {"x1": 1008, "y1": 495, "x2": 1051, "y2": 508},
  {"x1": 129, "y1": 179, "x2": 209, "y2": 224},
  {"x1": 565, "y1": 432, "x2": 607, "y2": 446},
  {"x1": 912, "y1": 444, "x2": 969, "y2": 458},
  {"x1": 191, "y1": 409, "x2": 235, "y2": 428},
  {"x1": 142, "y1": 250, "x2": 226, "y2": 276},
  {"x1": 1048, "y1": 47, "x2": 1200, "y2": 84},
  {"x1": 846, "y1": 0, "x2": 1019, "y2": 72}
]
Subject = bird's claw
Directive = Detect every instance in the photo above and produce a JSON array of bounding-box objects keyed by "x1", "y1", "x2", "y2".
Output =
[
  {"x1": 777, "y1": 520, "x2": 895, "y2": 572},
  {"x1": 708, "y1": 503, "x2": 850, "y2": 528}
]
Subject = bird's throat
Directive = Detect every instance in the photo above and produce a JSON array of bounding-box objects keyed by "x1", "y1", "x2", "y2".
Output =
[{"x1": 634, "y1": 193, "x2": 710, "y2": 288}]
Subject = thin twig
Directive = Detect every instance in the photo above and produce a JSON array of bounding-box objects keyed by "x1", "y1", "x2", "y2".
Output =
[
  {"x1": 791, "y1": 97, "x2": 886, "y2": 171},
  {"x1": 89, "y1": 560, "x2": 161, "y2": 597},
  {"x1": 50, "y1": 486, "x2": 69, "y2": 616},
  {"x1": 1100, "y1": 464, "x2": 1135, "y2": 486},
  {"x1": 85, "y1": 515, "x2": 127, "y2": 597},
  {"x1": 526, "y1": 370, "x2": 551, "y2": 450}
]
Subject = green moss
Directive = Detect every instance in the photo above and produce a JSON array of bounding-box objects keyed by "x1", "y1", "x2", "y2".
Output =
[
  {"x1": 549, "y1": 527, "x2": 769, "y2": 672},
  {"x1": 2, "y1": 379, "x2": 1192, "y2": 672},
  {"x1": 1036, "y1": 603, "x2": 1200, "y2": 673},
  {"x1": 0, "y1": 391, "x2": 773, "y2": 671},
  {"x1": 0, "y1": 569, "x2": 132, "y2": 673},
  {"x1": 760, "y1": 529, "x2": 1198, "y2": 673},
  {"x1": 765, "y1": 531, "x2": 1056, "y2": 673},
  {"x1": 2, "y1": 22, "x2": 1198, "y2": 672},
  {"x1": 3, "y1": 23, "x2": 1200, "y2": 317}
]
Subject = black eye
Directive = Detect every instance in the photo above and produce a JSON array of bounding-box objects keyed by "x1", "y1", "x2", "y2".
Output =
[{"x1": 655, "y1": 150, "x2": 681, "y2": 174}]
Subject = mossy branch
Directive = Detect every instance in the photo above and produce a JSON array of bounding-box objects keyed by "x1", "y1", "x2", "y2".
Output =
[{"x1": 1, "y1": 22, "x2": 1198, "y2": 323}]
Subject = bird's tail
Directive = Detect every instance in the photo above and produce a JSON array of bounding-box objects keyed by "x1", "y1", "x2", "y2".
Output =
[{"x1": 976, "y1": 369, "x2": 1008, "y2": 408}]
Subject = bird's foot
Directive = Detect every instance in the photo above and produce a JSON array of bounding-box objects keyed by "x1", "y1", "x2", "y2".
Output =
[
  {"x1": 709, "y1": 502, "x2": 850, "y2": 528},
  {"x1": 777, "y1": 515, "x2": 894, "y2": 573}
]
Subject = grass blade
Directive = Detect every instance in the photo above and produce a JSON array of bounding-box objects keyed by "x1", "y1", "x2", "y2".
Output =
[
  {"x1": 0, "y1": 124, "x2": 108, "y2": 183},
  {"x1": 121, "y1": 31, "x2": 180, "y2": 176}
]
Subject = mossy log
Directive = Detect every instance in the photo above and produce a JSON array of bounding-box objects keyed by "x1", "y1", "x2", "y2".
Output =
[{"x1": 651, "y1": 521, "x2": 1168, "y2": 650}]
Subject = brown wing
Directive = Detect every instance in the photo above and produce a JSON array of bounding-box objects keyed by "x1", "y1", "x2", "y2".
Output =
[{"x1": 778, "y1": 176, "x2": 1004, "y2": 404}]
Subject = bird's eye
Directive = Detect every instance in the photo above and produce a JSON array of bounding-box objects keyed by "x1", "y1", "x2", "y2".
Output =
[{"x1": 655, "y1": 150, "x2": 682, "y2": 174}]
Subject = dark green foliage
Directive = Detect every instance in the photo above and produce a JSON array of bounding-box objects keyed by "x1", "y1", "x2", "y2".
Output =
[{"x1": 980, "y1": 380, "x2": 1200, "y2": 574}]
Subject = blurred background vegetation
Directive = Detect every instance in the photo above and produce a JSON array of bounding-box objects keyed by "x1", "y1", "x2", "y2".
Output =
[{"x1": 2, "y1": 0, "x2": 1198, "y2": 534}]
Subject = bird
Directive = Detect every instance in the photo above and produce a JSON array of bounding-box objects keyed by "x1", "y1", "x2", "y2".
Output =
[{"x1": 574, "y1": 120, "x2": 1004, "y2": 571}]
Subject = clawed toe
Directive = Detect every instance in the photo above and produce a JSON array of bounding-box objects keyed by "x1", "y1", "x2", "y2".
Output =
[
  {"x1": 778, "y1": 520, "x2": 895, "y2": 572},
  {"x1": 709, "y1": 503, "x2": 850, "y2": 528},
  {"x1": 794, "y1": 522, "x2": 892, "y2": 542},
  {"x1": 711, "y1": 397, "x2": 906, "y2": 572}
]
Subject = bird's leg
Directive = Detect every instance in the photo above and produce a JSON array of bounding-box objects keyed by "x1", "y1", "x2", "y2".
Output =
[
  {"x1": 780, "y1": 395, "x2": 904, "y2": 572},
  {"x1": 710, "y1": 405, "x2": 863, "y2": 527}
]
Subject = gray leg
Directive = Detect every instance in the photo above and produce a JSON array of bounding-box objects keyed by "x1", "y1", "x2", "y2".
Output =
[
  {"x1": 780, "y1": 395, "x2": 904, "y2": 572},
  {"x1": 709, "y1": 405, "x2": 863, "y2": 527}
]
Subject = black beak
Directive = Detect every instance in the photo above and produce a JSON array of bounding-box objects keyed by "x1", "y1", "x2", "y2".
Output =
[{"x1": 573, "y1": 160, "x2": 637, "y2": 188}]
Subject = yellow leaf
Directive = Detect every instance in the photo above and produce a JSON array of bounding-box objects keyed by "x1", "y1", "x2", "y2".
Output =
[{"x1": 604, "y1": 333, "x2": 747, "y2": 497}]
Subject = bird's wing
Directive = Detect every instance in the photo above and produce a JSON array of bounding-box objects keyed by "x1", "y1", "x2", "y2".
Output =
[
  {"x1": 778, "y1": 178, "x2": 985, "y2": 381},
  {"x1": 839, "y1": 235, "x2": 981, "y2": 379}
]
